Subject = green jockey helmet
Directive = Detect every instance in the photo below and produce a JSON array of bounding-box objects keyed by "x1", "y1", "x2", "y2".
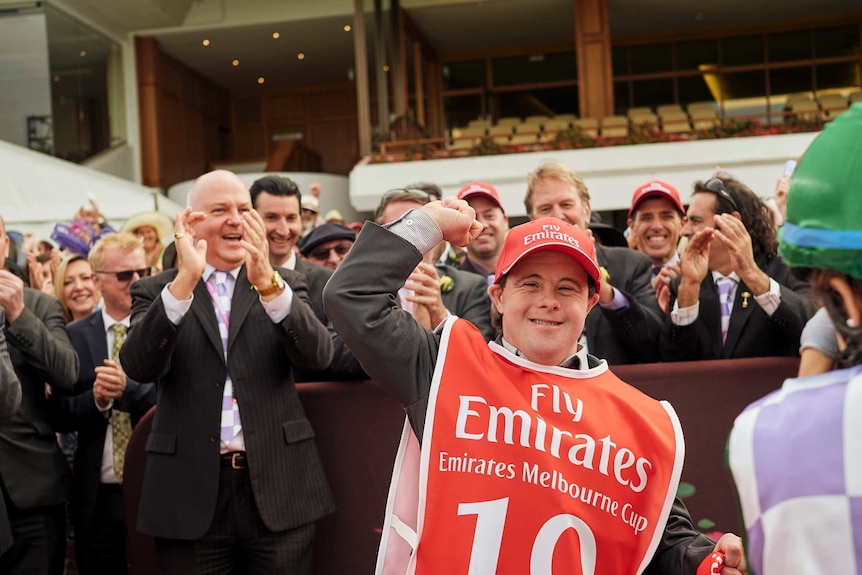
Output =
[{"x1": 779, "y1": 102, "x2": 862, "y2": 279}]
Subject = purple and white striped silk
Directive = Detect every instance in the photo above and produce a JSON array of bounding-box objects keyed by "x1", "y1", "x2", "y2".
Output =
[
  {"x1": 210, "y1": 271, "x2": 241, "y2": 444},
  {"x1": 716, "y1": 276, "x2": 737, "y2": 345}
]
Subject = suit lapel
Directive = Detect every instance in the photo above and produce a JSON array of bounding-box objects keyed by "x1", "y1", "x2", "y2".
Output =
[
  {"x1": 723, "y1": 280, "x2": 755, "y2": 356},
  {"x1": 227, "y1": 268, "x2": 256, "y2": 355},
  {"x1": 190, "y1": 279, "x2": 224, "y2": 360},
  {"x1": 85, "y1": 313, "x2": 108, "y2": 382}
]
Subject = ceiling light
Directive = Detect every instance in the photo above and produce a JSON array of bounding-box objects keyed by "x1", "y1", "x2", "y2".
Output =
[
  {"x1": 202, "y1": 39, "x2": 210, "y2": 47},
  {"x1": 297, "y1": 53, "x2": 305, "y2": 60},
  {"x1": 53, "y1": 75, "x2": 60, "y2": 82},
  {"x1": 383, "y1": 65, "x2": 390, "y2": 72},
  {"x1": 232, "y1": 59, "x2": 239, "y2": 66},
  {"x1": 272, "y1": 32, "x2": 280, "y2": 39},
  {"x1": 80, "y1": 50, "x2": 87, "y2": 57},
  {"x1": 344, "y1": 25, "x2": 351, "y2": 32},
  {"x1": 257, "y1": 77, "x2": 265, "y2": 84}
]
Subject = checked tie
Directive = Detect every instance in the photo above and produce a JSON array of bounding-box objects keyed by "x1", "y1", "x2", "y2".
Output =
[
  {"x1": 210, "y1": 271, "x2": 242, "y2": 444},
  {"x1": 110, "y1": 323, "x2": 132, "y2": 482},
  {"x1": 716, "y1": 276, "x2": 738, "y2": 346}
]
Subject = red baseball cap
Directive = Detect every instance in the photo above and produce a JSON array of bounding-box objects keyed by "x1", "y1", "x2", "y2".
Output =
[
  {"x1": 493, "y1": 218, "x2": 601, "y2": 293},
  {"x1": 628, "y1": 180, "x2": 685, "y2": 219},
  {"x1": 457, "y1": 182, "x2": 505, "y2": 213}
]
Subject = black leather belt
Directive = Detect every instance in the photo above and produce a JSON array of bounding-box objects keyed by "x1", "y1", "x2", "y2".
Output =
[{"x1": 221, "y1": 452, "x2": 247, "y2": 469}]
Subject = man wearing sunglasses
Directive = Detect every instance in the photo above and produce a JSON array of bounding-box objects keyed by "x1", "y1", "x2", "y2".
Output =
[
  {"x1": 51, "y1": 233, "x2": 156, "y2": 574},
  {"x1": 0, "y1": 214, "x2": 78, "y2": 575},
  {"x1": 660, "y1": 176, "x2": 816, "y2": 361}
]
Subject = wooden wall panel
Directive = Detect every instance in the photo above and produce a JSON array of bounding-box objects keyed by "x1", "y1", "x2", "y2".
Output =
[
  {"x1": 230, "y1": 81, "x2": 359, "y2": 175},
  {"x1": 135, "y1": 36, "x2": 231, "y2": 189}
]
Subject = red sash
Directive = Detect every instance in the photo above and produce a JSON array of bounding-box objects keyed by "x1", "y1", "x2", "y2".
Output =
[{"x1": 377, "y1": 318, "x2": 683, "y2": 575}]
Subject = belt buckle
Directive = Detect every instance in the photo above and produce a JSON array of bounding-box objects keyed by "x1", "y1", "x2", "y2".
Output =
[{"x1": 231, "y1": 452, "x2": 245, "y2": 470}]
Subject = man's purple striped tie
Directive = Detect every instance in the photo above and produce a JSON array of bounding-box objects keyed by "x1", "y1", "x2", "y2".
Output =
[
  {"x1": 716, "y1": 276, "x2": 737, "y2": 345},
  {"x1": 211, "y1": 271, "x2": 241, "y2": 444}
]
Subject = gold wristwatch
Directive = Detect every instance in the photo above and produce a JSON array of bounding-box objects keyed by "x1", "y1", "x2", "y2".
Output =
[{"x1": 255, "y1": 271, "x2": 285, "y2": 296}]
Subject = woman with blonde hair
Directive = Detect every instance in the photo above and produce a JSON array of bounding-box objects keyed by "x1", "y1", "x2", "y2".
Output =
[{"x1": 53, "y1": 254, "x2": 100, "y2": 323}]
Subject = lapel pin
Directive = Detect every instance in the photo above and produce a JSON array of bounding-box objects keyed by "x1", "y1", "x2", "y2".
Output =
[{"x1": 741, "y1": 291, "x2": 751, "y2": 309}]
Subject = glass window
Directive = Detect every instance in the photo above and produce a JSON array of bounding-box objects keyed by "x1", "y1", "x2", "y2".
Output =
[
  {"x1": 444, "y1": 94, "x2": 483, "y2": 129},
  {"x1": 612, "y1": 47, "x2": 629, "y2": 76},
  {"x1": 494, "y1": 86, "x2": 578, "y2": 118},
  {"x1": 631, "y1": 43, "x2": 673, "y2": 74},
  {"x1": 769, "y1": 66, "x2": 813, "y2": 96},
  {"x1": 676, "y1": 39, "x2": 719, "y2": 71},
  {"x1": 721, "y1": 71, "x2": 766, "y2": 100},
  {"x1": 442, "y1": 60, "x2": 485, "y2": 90},
  {"x1": 0, "y1": 7, "x2": 52, "y2": 151},
  {"x1": 678, "y1": 75, "x2": 715, "y2": 106},
  {"x1": 491, "y1": 52, "x2": 576, "y2": 86},
  {"x1": 815, "y1": 26, "x2": 860, "y2": 58},
  {"x1": 632, "y1": 78, "x2": 674, "y2": 108},
  {"x1": 767, "y1": 30, "x2": 811, "y2": 62},
  {"x1": 816, "y1": 62, "x2": 861, "y2": 91},
  {"x1": 46, "y1": 5, "x2": 124, "y2": 162},
  {"x1": 614, "y1": 81, "x2": 630, "y2": 115},
  {"x1": 722, "y1": 35, "x2": 764, "y2": 66}
]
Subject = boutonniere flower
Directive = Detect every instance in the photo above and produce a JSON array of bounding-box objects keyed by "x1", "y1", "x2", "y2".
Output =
[{"x1": 439, "y1": 275, "x2": 454, "y2": 293}]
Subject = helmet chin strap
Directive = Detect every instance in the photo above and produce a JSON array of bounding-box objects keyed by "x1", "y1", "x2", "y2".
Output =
[{"x1": 824, "y1": 297, "x2": 862, "y2": 369}]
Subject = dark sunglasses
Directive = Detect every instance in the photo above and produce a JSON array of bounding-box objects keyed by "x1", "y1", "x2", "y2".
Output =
[
  {"x1": 309, "y1": 242, "x2": 353, "y2": 261},
  {"x1": 703, "y1": 178, "x2": 739, "y2": 213},
  {"x1": 381, "y1": 188, "x2": 430, "y2": 203},
  {"x1": 95, "y1": 268, "x2": 152, "y2": 282}
]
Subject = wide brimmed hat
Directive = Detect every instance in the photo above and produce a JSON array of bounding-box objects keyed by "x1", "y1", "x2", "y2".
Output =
[{"x1": 120, "y1": 211, "x2": 173, "y2": 241}]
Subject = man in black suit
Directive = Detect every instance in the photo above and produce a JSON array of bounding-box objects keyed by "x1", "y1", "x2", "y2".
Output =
[
  {"x1": 0, "y1": 214, "x2": 78, "y2": 575},
  {"x1": 0, "y1": 308, "x2": 21, "y2": 558},
  {"x1": 250, "y1": 174, "x2": 364, "y2": 380},
  {"x1": 120, "y1": 170, "x2": 335, "y2": 574},
  {"x1": 52, "y1": 233, "x2": 156, "y2": 574},
  {"x1": 659, "y1": 176, "x2": 815, "y2": 361},
  {"x1": 524, "y1": 159, "x2": 664, "y2": 364},
  {"x1": 377, "y1": 189, "x2": 496, "y2": 340}
]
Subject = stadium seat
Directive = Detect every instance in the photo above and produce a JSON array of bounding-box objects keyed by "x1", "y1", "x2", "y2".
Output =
[
  {"x1": 690, "y1": 108, "x2": 719, "y2": 130},
  {"x1": 657, "y1": 104, "x2": 683, "y2": 116},
  {"x1": 487, "y1": 124, "x2": 514, "y2": 144},
  {"x1": 510, "y1": 122, "x2": 543, "y2": 145},
  {"x1": 542, "y1": 118, "x2": 573, "y2": 140},
  {"x1": 790, "y1": 100, "x2": 820, "y2": 122},
  {"x1": 630, "y1": 113, "x2": 659, "y2": 128},
  {"x1": 495, "y1": 117, "x2": 523, "y2": 126},
  {"x1": 601, "y1": 115, "x2": 629, "y2": 138},
  {"x1": 627, "y1": 107, "x2": 653, "y2": 118},
  {"x1": 786, "y1": 93, "x2": 814, "y2": 108},
  {"x1": 687, "y1": 102, "x2": 717, "y2": 115},
  {"x1": 818, "y1": 94, "x2": 849, "y2": 119},
  {"x1": 525, "y1": 115, "x2": 551, "y2": 123},
  {"x1": 448, "y1": 126, "x2": 487, "y2": 150},
  {"x1": 573, "y1": 118, "x2": 599, "y2": 137},
  {"x1": 850, "y1": 91, "x2": 862, "y2": 104},
  {"x1": 467, "y1": 118, "x2": 492, "y2": 129},
  {"x1": 661, "y1": 110, "x2": 691, "y2": 133}
]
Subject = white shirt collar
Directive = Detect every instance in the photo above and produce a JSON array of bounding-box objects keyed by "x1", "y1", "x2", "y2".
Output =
[
  {"x1": 100, "y1": 307, "x2": 130, "y2": 333},
  {"x1": 203, "y1": 264, "x2": 242, "y2": 283},
  {"x1": 500, "y1": 337, "x2": 590, "y2": 370}
]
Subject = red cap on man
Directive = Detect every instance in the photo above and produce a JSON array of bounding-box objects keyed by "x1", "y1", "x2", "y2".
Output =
[
  {"x1": 457, "y1": 182, "x2": 505, "y2": 213},
  {"x1": 628, "y1": 181, "x2": 685, "y2": 219},
  {"x1": 493, "y1": 218, "x2": 601, "y2": 293}
]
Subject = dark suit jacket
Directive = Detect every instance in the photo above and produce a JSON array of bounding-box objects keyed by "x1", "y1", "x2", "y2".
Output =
[
  {"x1": 437, "y1": 263, "x2": 495, "y2": 340},
  {"x1": 585, "y1": 244, "x2": 664, "y2": 364},
  {"x1": 0, "y1": 288, "x2": 77, "y2": 509},
  {"x1": 294, "y1": 258, "x2": 366, "y2": 381},
  {"x1": 0, "y1": 309, "x2": 22, "y2": 556},
  {"x1": 51, "y1": 311, "x2": 156, "y2": 530},
  {"x1": 660, "y1": 254, "x2": 816, "y2": 361},
  {"x1": 323, "y1": 223, "x2": 717, "y2": 574},
  {"x1": 294, "y1": 258, "x2": 332, "y2": 325},
  {"x1": 120, "y1": 267, "x2": 335, "y2": 539}
]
